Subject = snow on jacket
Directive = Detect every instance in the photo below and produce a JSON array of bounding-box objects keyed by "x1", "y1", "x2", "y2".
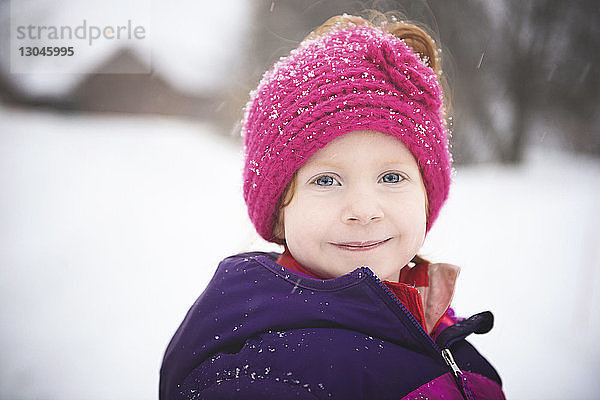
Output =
[{"x1": 159, "y1": 252, "x2": 505, "y2": 399}]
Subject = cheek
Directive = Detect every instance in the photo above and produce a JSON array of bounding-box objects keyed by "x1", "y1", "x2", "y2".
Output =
[
  {"x1": 414, "y1": 195, "x2": 428, "y2": 234},
  {"x1": 394, "y1": 190, "x2": 427, "y2": 239},
  {"x1": 414, "y1": 194, "x2": 428, "y2": 244},
  {"x1": 283, "y1": 194, "x2": 334, "y2": 242}
]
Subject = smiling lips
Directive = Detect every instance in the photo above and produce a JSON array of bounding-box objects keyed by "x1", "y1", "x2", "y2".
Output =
[{"x1": 332, "y1": 238, "x2": 392, "y2": 252}]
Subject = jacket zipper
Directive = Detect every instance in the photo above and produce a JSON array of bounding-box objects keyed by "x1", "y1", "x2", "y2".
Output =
[
  {"x1": 362, "y1": 268, "x2": 475, "y2": 400},
  {"x1": 442, "y1": 349, "x2": 475, "y2": 400}
]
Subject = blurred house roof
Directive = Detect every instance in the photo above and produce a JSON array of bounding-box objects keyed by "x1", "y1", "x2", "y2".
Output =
[
  {"x1": 2, "y1": 0, "x2": 250, "y2": 98},
  {"x1": 67, "y1": 47, "x2": 218, "y2": 119}
]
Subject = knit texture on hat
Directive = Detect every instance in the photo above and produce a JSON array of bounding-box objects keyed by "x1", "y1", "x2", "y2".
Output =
[{"x1": 242, "y1": 25, "x2": 452, "y2": 242}]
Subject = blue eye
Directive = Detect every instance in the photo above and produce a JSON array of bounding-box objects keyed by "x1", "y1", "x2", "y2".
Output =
[
  {"x1": 381, "y1": 172, "x2": 403, "y2": 183},
  {"x1": 314, "y1": 175, "x2": 337, "y2": 186}
]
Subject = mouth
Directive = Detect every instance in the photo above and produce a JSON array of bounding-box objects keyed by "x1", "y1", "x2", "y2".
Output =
[{"x1": 331, "y1": 238, "x2": 392, "y2": 252}]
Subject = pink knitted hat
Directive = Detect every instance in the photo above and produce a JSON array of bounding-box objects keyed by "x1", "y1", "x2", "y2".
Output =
[{"x1": 242, "y1": 25, "x2": 452, "y2": 242}]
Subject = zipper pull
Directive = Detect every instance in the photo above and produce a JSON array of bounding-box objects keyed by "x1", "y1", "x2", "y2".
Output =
[{"x1": 442, "y1": 348, "x2": 462, "y2": 377}]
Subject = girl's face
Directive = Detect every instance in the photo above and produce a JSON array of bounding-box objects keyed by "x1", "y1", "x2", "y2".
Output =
[{"x1": 279, "y1": 130, "x2": 428, "y2": 282}]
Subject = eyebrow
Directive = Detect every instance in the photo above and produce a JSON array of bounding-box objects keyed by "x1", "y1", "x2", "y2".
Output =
[
  {"x1": 304, "y1": 160, "x2": 344, "y2": 170},
  {"x1": 377, "y1": 160, "x2": 420, "y2": 170},
  {"x1": 301, "y1": 159, "x2": 419, "y2": 179},
  {"x1": 309, "y1": 159, "x2": 416, "y2": 169}
]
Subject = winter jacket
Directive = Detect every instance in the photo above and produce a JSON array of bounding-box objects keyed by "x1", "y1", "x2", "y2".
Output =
[{"x1": 159, "y1": 252, "x2": 505, "y2": 399}]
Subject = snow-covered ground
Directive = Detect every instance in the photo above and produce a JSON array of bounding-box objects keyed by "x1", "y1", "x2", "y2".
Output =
[{"x1": 0, "y1": 106, "x2": 599, "y2": 399}]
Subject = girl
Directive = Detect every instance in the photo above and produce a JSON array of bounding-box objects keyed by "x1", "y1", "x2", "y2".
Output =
[{"x1": 160, "y1": 13, "x2": 505, "y2": 400}]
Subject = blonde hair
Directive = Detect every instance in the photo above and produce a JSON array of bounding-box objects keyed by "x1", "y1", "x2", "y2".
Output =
[{"x1": 307, "y1": 13, "x2": 440, "y2": 73}]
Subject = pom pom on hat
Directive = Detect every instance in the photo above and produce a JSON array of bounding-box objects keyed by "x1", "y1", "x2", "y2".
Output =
[{"x1": 242, "y1": 25, "x2": 452, "y2": 243}]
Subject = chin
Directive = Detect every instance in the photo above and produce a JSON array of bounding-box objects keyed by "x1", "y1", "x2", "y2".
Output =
[{"x1": 368, "y1": 260, "x2": 401, "y2": 278}]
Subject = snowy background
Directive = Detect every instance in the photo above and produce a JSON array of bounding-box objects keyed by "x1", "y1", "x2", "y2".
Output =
[
  {"x1": 1, "y1": 105, "x2": 599, "y2": 399},
  {"x1": 1, "y1": 0, "x2": 600, "y2": 399},
  {"x1": 4, "y1": 0, "x2": 250, "y2": 95}
]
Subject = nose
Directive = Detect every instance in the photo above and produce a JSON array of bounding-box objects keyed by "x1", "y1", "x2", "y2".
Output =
[{"x1": 341, "y1": 190, "x2": 384, "y2": 225}]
